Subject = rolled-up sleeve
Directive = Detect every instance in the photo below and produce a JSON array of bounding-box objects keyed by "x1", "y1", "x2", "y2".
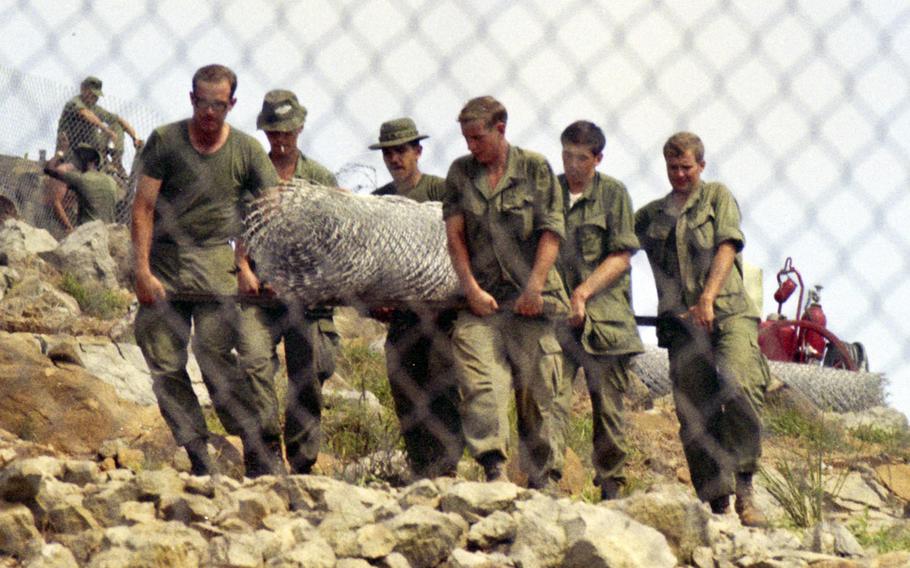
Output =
[
  {"x1": 442, "y1": 161, "x2": 464, "y2": 220},
  {"x1": 606, "y1": 182, "x2": 640, "y2": 254},
  {"x1": 533, "y1": 159, "x2": 565, "y2": 239},
  {"x1": 712, "y1": 183, "x2": 745, "y2": 251}
]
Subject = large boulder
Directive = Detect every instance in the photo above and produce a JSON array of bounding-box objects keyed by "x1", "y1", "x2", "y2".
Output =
[
  {"x1": 0, "y1": 219, "x2": 57, "y2": 263},
  {"x1": 41, "y1": 221, "x2": 119, "y2": 289},
  {"x1": 0, "y1": 331, "x2": 169, "y2": 457}
]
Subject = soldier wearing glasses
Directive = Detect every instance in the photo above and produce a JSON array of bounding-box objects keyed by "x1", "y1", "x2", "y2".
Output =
[{"x1": 132, "y1": 64, "x2": 281, "y2": 477}]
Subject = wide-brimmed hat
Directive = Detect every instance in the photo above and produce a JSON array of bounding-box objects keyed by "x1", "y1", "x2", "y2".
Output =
[
  {"x1": 368, "y1": 117, "x2": 429, "y2": 150},
  {"x1": 257, "y1": 89, "x2": 307, "y2": 132},
  {"x1": 73, "y1": 143, "x2": 102, "y2": 166},
  {"x1": 81, "y1": 76, "x2": 104, "y2": 97}
]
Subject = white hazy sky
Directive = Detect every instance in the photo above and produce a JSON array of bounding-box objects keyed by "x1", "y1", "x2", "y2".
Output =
[{"x1": 2, "y1": 0, "x2": 908, "y2": 416}]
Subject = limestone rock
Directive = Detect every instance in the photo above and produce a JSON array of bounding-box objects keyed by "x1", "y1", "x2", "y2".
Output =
[
  {"x1": 104, "y1": 223, "x2": 132, "y2": 288},
  {"x1": 449, "y1": 548, "x2": 516, "y2": 567},
  {"x1": 609, "y1": 483, "x2": 710, "y2": 562},
  {"x1": 0, "y1": 501, "x2": 44, "y2": 557},
  {"x1": 875, "y1": 464, "x2": 910, "y2": 502},
  {"x1": 265, "y1": 536, "x2": 336, "y2": 568},
  {"x1": 467, "y1": 510, "x2": 516, "y2": 549},
  {"x1": 24, "y1": 542, "x2": 79, "y2": 568},
  {"x1": 0, "y1": 219, "x2": 57, "y2": 263},
  {"x1": 40, "y1": 221, "x2": 119, "y2": 289},
  {"x1": 96, "y1": 520, "x2": 208, "y2": 566},
  {"x1": 385, "y1": 505, "x2": 468, "y2": 568},
  {"x1": 561, "y1": 502, "x2": 677, "y2": 568},
  {"x1": 509, "y1": 495, "x2": 566, "y2": 568},
  {"x1": 440, "y1": 480, "x2": 523, "y2": 522}
]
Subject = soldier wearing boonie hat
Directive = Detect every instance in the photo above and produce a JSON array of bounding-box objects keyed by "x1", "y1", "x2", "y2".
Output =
[
  {"x1": 235, "y1": 88, "x2": 340, "y2": 476},
  {"x1": 368, "y1": 117, "x2": 465, "y2": 478}
]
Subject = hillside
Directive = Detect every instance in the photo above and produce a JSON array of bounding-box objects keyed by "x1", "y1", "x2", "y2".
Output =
[{"x1": 0, "y1": 218, "x2": 909, "y2": 567}]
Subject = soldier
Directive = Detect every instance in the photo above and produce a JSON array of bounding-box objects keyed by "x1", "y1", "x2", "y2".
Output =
[
  {"x1": 369, "y1": 118, "x2": 465, "y2": 478},
  {"x1": 234, "y1": 89, "x2": 340, "y2": 475},
  {"x1": 554, "y1": 121, "x2": 644, "y2": 500},
  {"x1": 634, "y1": 131, "x2": 770, "y2": 526},
  {"x1": 48, "y1": 76, "x2": 142, "y2": 234},
  {"x1": 56, "y1": 76, "x2": 143, "y2": 162},
  {"x1": 132, "y1": 64, "x2": 281, "y2": 477},
  {"x1": 44, "y1": 142, "x2": 119, "y2": 231},
  {"x1": 442, "y1": 96, "x2": 570, "y2": 488}
]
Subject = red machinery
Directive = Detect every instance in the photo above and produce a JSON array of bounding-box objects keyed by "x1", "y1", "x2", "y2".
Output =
[{"x1": 758, "y1": 257, "x2": 868, "y2": 371}]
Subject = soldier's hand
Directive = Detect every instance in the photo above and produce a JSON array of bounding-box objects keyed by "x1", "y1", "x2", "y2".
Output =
[
  {"x1": 237, "y1": 265, "x2": 260, "y2": 295},
  {"x1": 466, "y1": 287, "x2": 499, "y2": 317},
  {"x1": 135, "y1": 271, "x2": 166, "y2": 305},
  {"x1": 569, "y1": 288, "x2": 589, "y2": 327},
  {"x1": 133, "y1": 138, "x2": 144, "y2": 149},
  {"x1": 687, "y1": 295, "x2": 715, "y2": 330},
  {"x1": 515, "y1": 288, "x2": 544, "y2": 318}
]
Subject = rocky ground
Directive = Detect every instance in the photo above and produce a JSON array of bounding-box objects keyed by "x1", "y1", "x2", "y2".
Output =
[{"x1": 1, "y1": 219, "x2": 910, "y2": 567}]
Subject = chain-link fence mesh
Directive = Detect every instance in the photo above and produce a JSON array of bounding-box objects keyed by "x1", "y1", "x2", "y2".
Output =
[
  {"x1": 0, "y1": 65, "x2": 162, "y2": 236},
  {"x1": 0, "y1": 0, "x2": 907, "y2": 481}
]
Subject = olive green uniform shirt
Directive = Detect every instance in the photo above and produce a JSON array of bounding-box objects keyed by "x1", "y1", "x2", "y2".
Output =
[
  {"x1": 58, "y1": 169, "x2": 118, "y2": 225},
  {"x1": 291, "y1": 151, "x2": 337, "y2": 186},
  {"x1": 634, "y1": 181, "x2": 757, "y2": 321},
  {"x1": 442, "y1": 145, "x2": 569, "y2": 311},
  {"x1": 140, "y1": 119, "x2": 278, "y2": 295},
  {"x1": 374, "y1": 173, "x2": 446, "y2": 202},
  {"x1": 557, "y1": 172, "x2": 643, "y2": 356}
]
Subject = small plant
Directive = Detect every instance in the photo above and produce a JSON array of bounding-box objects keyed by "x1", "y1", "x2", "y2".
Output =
[
  {"x1": 321, "y1": 339, "x2": 406, "y2": 484},
  {"x1": 59, "y1": 272, "x2": 130, "y2": 319},
  {"x1": 848, "y1": 512, "x2": 910, "y2": 553},
  {"x1": 760, "y1": 403, "x2": 850, "y2": 528}
]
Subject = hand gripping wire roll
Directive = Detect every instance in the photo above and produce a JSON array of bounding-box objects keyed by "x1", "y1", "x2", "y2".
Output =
[{"x1": 243, "y1": 179, "x2": 461, "y2": 307}]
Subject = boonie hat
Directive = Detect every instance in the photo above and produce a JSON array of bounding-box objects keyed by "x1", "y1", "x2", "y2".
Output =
[
  {"x1": 73, "y1": 143, "x2": 102, "y2": 166},
  {"x1": 257, "y1": 89, "x2": 307, "y2": 132},
  {"x1": 368, "y1": 117, "x2": 429, "y2": 150},
  {"x1": 81, "y1": 76, "x2": 104, "y2": 97}
]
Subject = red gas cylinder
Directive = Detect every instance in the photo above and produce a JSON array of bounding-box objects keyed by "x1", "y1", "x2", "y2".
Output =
[{"x1": 800, "y1": 287, "x2": 827, "y2": 358}]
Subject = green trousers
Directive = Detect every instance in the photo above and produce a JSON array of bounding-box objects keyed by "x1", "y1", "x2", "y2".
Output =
[
  {"x1": 557, "y1": 324, "x2": 635, "y2": 486},
  {"x1": 451, "y1": 310, "x2": 567, "y2": 484},
  {"x1": 236, "y1": 302, "x2": 339, "y2": 473},
  {"x1": 661, "y1": 314, "x2": 770, "y2": 502},
  {"x1": 385, "y1": 309, "x2": 464, "y2": 477},
  {"x1": 135, "y1": 299, "x2": 260, "y2": 446}
]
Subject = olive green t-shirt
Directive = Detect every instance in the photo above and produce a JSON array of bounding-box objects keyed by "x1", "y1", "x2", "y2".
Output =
[
  {"x1": 373, "y1": 173, "x2": 445, "y2": 202},
  {"x1": 634, "y1": 180, "x2": 755, "y2": 321},
  {"x1": 58, "y1": 170, "x2": 118, "y2": 225},
  {"x1": 442, "y1": 145, "x2": 569, "y2": 312},
  {"x1": 139, "y1": 120, "x2": 278, "y2": 294},
  {"x1": 558, "y1": 172, "x2": 643, "y2": 355},
  {"x1": 57, "y1": 96, "x2": 119, "y2": 161},
  {"x1": 141, "y1": 120, "x2": 278, "y2": 247}
]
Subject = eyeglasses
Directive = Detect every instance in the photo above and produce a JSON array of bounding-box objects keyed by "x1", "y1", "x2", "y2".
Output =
[{"x1": 191, "y1": 94, "x2": 230, "y2": 112}]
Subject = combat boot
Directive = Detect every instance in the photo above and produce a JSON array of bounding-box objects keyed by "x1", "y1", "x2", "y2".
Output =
[
  {"x1": 243, "y1": 435, "x2": 286, "y2": 478},
  {"x1": 709, "y1": 494, "x2": 730, "y2": 514},
  {"x1": 184, "y1": 437, "x2": 217, "y2": 477},
  {"x1": 478, "y1": 452, "x2": 508, "y2": 482},
  {"x1": 598, "y1": 478, "x2": 622, "y2": 501},
  {"x1": 735, "y1": 473, "x2": 769, "y2": 528}
]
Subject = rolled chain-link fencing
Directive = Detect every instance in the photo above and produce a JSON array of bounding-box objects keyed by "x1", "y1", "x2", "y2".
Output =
[{"x1": 0, "y1": 0, "x2": 907, "y2": 481}]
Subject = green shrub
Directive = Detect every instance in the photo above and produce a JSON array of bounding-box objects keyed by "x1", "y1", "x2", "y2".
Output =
[{"x1": 59, "y1": 272, "x2": 130, "y2": 319}]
